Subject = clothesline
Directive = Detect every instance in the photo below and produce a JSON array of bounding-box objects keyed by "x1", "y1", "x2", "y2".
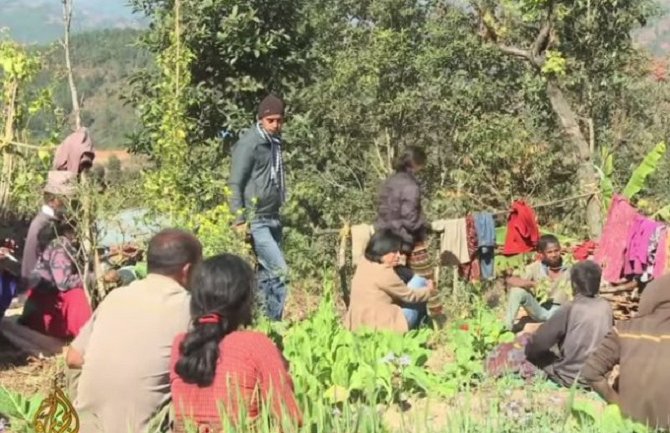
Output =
[{"x1": 313, "y1": 192, "x2": 595, "y2": 235}]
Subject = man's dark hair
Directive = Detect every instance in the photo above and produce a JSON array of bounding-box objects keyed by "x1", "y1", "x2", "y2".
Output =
[
  {"x1": 393, "y1": 146, "x2": 427, "y2": 173},
  {"x1": 571, "y1": 260, "x2": 602, "y2": 297},
  {"x1": 537, "y1": 234, "x2": 560, "y2": 253},
  {"x1": 147, "y1": 229, "x2": 203, "y2": 276},
  {"x1": 364, "y1": 229, "x2": 403, "y2": 263}
]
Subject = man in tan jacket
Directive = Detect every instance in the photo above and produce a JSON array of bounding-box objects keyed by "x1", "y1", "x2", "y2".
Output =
[{"x1": 65, "y1": 229, "x2": 202, "y2": 433}]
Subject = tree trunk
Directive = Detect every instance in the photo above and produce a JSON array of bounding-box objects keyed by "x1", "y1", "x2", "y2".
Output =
[
  {"x1": 0, "y1": 80, "x2": 18, "y2": 216},
  {"x1": 62, "y1": 0, "x2": 81, "y2": 130},
  {"x1": 546, "y1": 80, "x2": 603, "y2": 237}
]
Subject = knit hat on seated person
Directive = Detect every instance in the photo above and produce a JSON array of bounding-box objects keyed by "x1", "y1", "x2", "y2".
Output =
[
  {"x1": 43, "y1": 170, "x2": 77, "y2": 196},
  {"x1": 257, "y1": 94, "x2": 285, "y2": 119}
]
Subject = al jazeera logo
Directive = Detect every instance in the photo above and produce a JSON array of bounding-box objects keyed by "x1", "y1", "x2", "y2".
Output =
[{"x1": 32, "y1": 378, "x2": 80, "y2": 433}]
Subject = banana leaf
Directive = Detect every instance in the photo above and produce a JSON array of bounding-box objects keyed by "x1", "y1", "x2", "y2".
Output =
[
  {"x1": 623, "y1": 142, "x2": 667, "y2": 200},
  {"x1": 654, "y1": 204, "x2": 670, "y2": 222},
  {"x1": 598, "y1": 150, "x2": 614, "y2": 209}
]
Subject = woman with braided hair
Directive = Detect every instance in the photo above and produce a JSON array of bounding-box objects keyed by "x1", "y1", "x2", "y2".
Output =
[{"x1": 170, "y1": 254, "x2": 301, "y2": 432}]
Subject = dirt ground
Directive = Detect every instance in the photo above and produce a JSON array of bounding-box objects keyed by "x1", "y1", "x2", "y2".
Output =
[{"x1": 0, "y1": 333, "x2": 60, "y2": 397}]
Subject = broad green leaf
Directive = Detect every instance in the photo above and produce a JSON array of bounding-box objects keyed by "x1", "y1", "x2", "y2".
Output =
[
  {"x1": 324, "y1": 385, "x2": 349, "y2": 404},
  {"x1": 653, "y1": 203, "x2": 670, "y2": 222},
  {"x1": 623, "y1": 142, "x2": 667, "y2": 200}
]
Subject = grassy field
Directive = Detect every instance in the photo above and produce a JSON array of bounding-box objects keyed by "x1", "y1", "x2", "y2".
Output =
[{"x1": 0, "y1": 276, "x2": 650, "y2": 433}]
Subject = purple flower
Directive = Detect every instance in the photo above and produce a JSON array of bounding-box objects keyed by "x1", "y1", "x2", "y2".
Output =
[{"x1": 398, "y1": 355, "x2": 411, "y2": 367}]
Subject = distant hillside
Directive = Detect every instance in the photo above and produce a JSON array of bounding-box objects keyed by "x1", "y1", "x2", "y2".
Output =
[
  {"x1": 0, "y1": 0, "x2": 146, "y2": 45},
  {"x1": 637, "y1": 1, "x2": 670, "y2": 56},
  {"x1": 29, "y1": 28, "x2": 154, "y2": 149}
]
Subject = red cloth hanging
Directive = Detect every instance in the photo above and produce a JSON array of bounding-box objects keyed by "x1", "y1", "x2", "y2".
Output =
[
  {"x1": 573, "y1": 240, "x2": 598, "y2": 261},
  {"x1": 503, "y1": 200, "x2": 540, "y2": 255}
]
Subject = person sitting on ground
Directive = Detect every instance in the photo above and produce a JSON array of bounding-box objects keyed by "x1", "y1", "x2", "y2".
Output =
[
  {"x1": 505, "y1": 234, "x2": 571, "y2": 331},
  {"x1": 170, "y1": 254, "x2": 302, "y2": 432},
  {"x1": 345, "y1": 230, "x2": 434, "y2": 333},
  {"x1": 0, "y1": 238, "x2": 20, "y2": 321},
  {"x1": 19, "y1": 219, "x2": 92, "y2": 339},
  {"x1": 65, "y1": 229, "x2": 202, "y2": 433},
  {"x1": 582, "y1": 273, "x2": 670, "y2": 431},
  {"x1": 524, "y1": 260, "x2": 613, "y2": 387}
]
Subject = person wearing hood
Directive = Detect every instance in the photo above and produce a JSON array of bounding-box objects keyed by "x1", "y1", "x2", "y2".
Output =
[
  {"x1": 228, "y1": 95, "x2": 289, "y2": 321},
  {"x1": 582, "y1": 273, "x2": 670, "y2": 430}
]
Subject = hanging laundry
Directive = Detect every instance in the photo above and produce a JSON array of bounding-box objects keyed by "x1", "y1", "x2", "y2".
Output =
[
  {"x1": 351, "y1": 224, "x2": 374, "y2": 266},
  {"x1": 432, "y1": 218, "x2": 470, "y2": 266},
  {"x1": 655, "y1": 229, "x2": 668, "y2": 278},
  {"x1": 458, "y1": 215, "x2": 481, "y2": 281},
  {"x1": 572, "y1": 240, "x2": 598, "y2": 261},
  {"x1": 52, "y1": 127, "x2": 95, "y2": 174},
  {"x1": 624, "y1": 216, "x2": 666, "y2": 281},
  {"x1": 594, "y1": 195, "x2": 640, "y2": 283},
  {"x1": 474, "y1": 212, "x2": 496, "y2": 280},
  {"x1": 639, "y1": 229, "x2": 658, "y2": 284},
  {"x1": 502, "y1": 200, "x2": 540, "y2": 255}
]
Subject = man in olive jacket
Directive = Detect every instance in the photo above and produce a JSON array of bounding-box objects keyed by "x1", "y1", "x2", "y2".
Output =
[{"x1": 229, "y1": 94, "x2": 288, "y2": 321}]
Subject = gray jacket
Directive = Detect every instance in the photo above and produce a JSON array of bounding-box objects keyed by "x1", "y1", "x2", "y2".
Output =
[
  {"x1": 229, "y1": 125, "x2": 282, "y2": 224},
  {"x1": 525, "y1": 295, "x2": 613, "y2": 387},
  {"x1": 21, "y1": 211, "x2": 55, "y2": 289},
  {"x1": 375, "y1": 171, "x2": 427, "y2": 245}
]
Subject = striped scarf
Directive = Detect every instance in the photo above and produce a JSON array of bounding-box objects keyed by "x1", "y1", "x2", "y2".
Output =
[{"x1": 257, "y1": 123, "x2": 286, "y2": 203}]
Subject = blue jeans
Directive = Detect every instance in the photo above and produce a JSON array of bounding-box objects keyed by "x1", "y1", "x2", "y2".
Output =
[
  {"x1": 402, "y1": 275, "x2": 428, "y2": 329},
  {"x1": 250, "y1": 218, "x2": 289, "y2": 321}
]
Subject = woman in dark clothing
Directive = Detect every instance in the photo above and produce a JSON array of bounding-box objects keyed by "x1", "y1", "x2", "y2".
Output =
[
  {"x1": 375, "y1": 147, "x2": 443, "y2": 319},
  {"x1": 375, "y1": 147, "x2": 428, "y2": 246}
]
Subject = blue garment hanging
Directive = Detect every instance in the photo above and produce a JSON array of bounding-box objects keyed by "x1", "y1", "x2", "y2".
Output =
[{"x1": 474, "y1": 212, "x2": 496, "y2": 280}]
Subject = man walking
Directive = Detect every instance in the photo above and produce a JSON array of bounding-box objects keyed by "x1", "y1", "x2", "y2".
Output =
[{"x1": 229, "y1": 94, "x2": 289, "y2": 321}]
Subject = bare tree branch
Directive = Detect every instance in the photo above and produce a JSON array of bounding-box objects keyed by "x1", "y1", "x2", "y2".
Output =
[
  {"x1": 62, "y1": 0, "x2": 81, "y2": 130},
  {"x1": 531, "y1": 5, "x2": 553, "y2": 55},
  {"x1": 498, "y1": 45, "x2": 532, "y2": 61}
]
